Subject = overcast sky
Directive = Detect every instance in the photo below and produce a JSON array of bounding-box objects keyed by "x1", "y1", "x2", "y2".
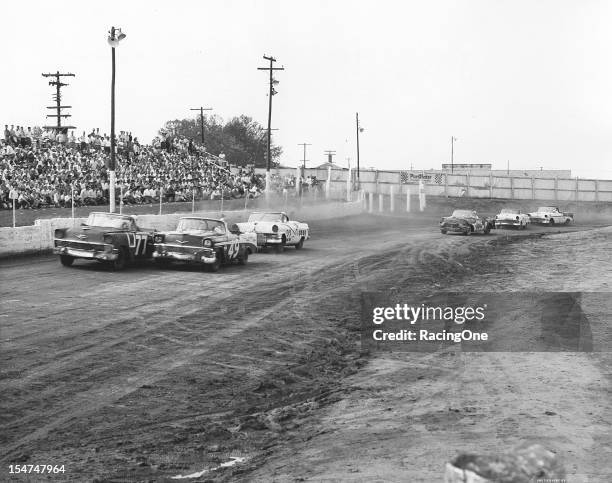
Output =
[{"x1": 3, "y1": 0, "x2": 611, "y2": 178}]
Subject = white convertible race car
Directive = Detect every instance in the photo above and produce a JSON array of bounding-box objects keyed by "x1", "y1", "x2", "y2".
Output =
[
  {"x1": 528, "y1": 206, "x2": 574, "y2": 225},
  {"x1": 236, "y1": 212, "x2": 309, "y2": 252},
  {"x1": 494, "y1": 208, "x2": 530, "y2": 229}
]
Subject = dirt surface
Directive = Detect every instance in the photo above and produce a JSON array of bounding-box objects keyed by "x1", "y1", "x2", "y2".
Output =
[{"x1": 1, "y1": 214, "x2": 611, "y2": 482}]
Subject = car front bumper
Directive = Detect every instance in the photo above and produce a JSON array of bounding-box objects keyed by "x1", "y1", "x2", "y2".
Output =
[
  {"x1": 495, "y1": 220, "x2": 523, "y2": 228},
  {"x1": 54, "y1": 246, "x2": 119, "y2": 261},
  {"x1": 153, "y1": 245, "x2": 216, "y2": 264}
]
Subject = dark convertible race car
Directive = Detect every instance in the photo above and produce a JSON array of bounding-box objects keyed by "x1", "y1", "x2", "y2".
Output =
[
  {"x1": 152, "y1": 217, "x2": 258, "y2": 272},
  {"x1": 440, "y1": 209, "x2": 495, "y2": 235},
  {"x1": 54, "y1": 212, "x2": 155, "y2": 269}
]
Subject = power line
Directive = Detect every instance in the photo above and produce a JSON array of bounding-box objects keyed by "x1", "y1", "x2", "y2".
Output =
[
  {"x1": 298, "y1": 143, "x2": 311, "y2": 173},
  {"x1": 190, "y1": 106, "x2": 213, "y2": 145},
  {"x1": 41, "y1": 71, "x2": 75, "y2": 131},
  {"x1": 257, "y1": 55, "x2": 284, "y2": 190}
]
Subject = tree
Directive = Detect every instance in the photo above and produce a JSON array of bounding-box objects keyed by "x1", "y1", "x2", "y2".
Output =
[{"x1": 159, "y1": 115, "x2": 282, "y2": 168}]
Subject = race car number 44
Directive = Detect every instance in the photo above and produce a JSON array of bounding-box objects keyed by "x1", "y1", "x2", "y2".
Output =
[{"x1": 9, "y1": 464, "x2": 65, "y2": 474}]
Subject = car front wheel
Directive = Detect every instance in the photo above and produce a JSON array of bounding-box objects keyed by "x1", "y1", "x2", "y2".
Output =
[
  {"x1": 60, "y1": 255, "x2": 74, "y2": 267},
  {"x1": 111, "y1": 247, "x2": 128, "y2": 271}
]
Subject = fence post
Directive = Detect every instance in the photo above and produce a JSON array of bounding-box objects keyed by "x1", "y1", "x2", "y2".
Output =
[
  {"x1": 159, "y1": 188, "x2": 163, "y2": 215},
  {"x1": 595, "y1": 179, "x2": 599, "y2": 202},
  {"x1": 368, "y1": 192, "x2": 374, "y2": 213},
  {"x1": 575, "y1": 177, "x2": 579, "y2": 203},
  {"x1": 192, "y1": 188, "x2": 195, "y2": 213},
  {"x1": 71, "y1": 184, "x2": 75, "y2": 220},
  {"x1": 375, "y1": 170, "x2": 379, "y2": 195},
  {"x1": 325, "y1": 166, "x2": 331, "y2": 200},
  {"x1": 466, "y1": 173, "x2": 470, "y2": 198},
  {"x1": 378, "y1": 193, "x2": 384, "y2": 212},
  {"x1": 444, "y1": 173, "x2": 448, "y2": 198},
  {"x1": 12, "y1": 197, "x2": 16, "y2": 228},
  {"x1": 397, "y1": 172, "x2": 402, "y2": 197},
  {"x1": 531, "y1": 177, "x2": 535, "y2": 200},
  {"x1": 389, "y1": 185, "x2": 395, "y2": 212},
  {"x1": 419, "y1": 180, "x2": 426, "y2": 211},
  {"x1": 406, "y1": 186, "x2": 411, "y2": 212},
  {"x1": 119, "y1": 184, "x2": 123, "y2": 215},
  {"x1": 489, "y1": 173, "x2": 493, "y2": 199},
  {"x1": 346, "y1": 166, "x2": 352, "y2": 202},
  {"x1": 510, "y1": 175, "x2": 514, "y2": 200},
  {"x1": 554, "y1": 177, "x2": 558, "y2": 202},
  {"x1": 220, "y1": 189, "x2": 224, "y2": 214}
]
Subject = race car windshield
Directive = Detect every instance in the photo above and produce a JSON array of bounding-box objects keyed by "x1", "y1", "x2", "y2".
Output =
[
  {"x1": 177, "y1": 219, "x2": 225, "y2": 233},
  {"x1": 85, "y1": 213, "x2": 133, "y2": 229},
  {"x1": 248, "y1": 213, "x2": 282, "y2": 222},
  {"x1": 451, "y1": 210, "x2": 475, "y2": 218}
]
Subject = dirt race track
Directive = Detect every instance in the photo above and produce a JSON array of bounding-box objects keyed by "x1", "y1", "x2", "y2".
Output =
[{"x1": 1, "y1": 214, "x2": 611, "y2": 482}]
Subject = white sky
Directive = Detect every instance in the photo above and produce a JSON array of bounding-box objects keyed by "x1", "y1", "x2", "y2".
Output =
[{"x1": 3, "y1": 0, "x2": 611, "y2": 178}]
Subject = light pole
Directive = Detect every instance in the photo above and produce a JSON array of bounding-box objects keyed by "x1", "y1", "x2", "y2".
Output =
[
  {"x1": 107, "y1": 26, "x2": 126, "y2": 213},
  {"x1": 356, "y1": 113, "x2": 364, "y2": 186},
  {"x1": 450, "y1": 136, "x2": 457, "y2": 174}
]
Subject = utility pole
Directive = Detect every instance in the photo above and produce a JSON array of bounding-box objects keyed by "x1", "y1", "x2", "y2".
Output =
[
  {"x1": 298, "y1": 143, "x2": 311, "y2": 176},
  {"x1": 356, "y1": 112, "x2": 363, "y2": 183},
  {"x1": 190, "y1": 106, "x2": 212, "y2": 145},
  {"x1": 324, "y1": 150, "x2": 337, "y2": 164},
  {"x1": 257, "y1": 55, "x2": 284, "y2": 194},
  {"x1": 450, "y1": 136, "x2": 457, "y2": 173},
  {"x1": 41, "y1": 71, "x2": 75, "y2": 132}
]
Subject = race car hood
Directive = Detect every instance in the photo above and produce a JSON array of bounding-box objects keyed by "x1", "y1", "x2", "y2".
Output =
[
  {"x1": 235, "y1": 221, "x2": 276, "y2": 233},
  {"x1": 57, "y1": 225, "x2": 122, "y2": 243},
  {"x1": 440, "y1": 216, "x2": 473, "y2": 226},
  {"x1": 161, "y1": 231, "x2": 226, "y2": 245}
]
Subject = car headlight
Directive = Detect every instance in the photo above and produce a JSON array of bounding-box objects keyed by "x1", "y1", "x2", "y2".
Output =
[
  {"x1": 103, "y1": 234, "x2": 113, "y2": 244},
  {"x1": 544, "y1": 214, "x2": 548, "y2": 218},
  {"x1": 272, "y1": 225, "x2": 279, "y2": 233},
  {"x1": 203, "y1": 238, "x2": 213, "y2": 248},
  {"x1": 515, "y1": 216, "x2": 519, "y2": 220},
  {"x1": 54, "y1": 229, "x2": 65, "y2": 239},
  {"x1": 154, "y1": 234, "x2": 164, "y2": 243}
]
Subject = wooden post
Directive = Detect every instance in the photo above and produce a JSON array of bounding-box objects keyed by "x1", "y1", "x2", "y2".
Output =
[
  {"x1": 554, "y1": 177, "x2": 558, "y2": 202},
  {"x1": 378, "y1": 193, "x2": 384, "y2": 212},
  {"x1": 375, "y1": 170, "x2": 379, "y2": 195},
  {"x1": 489, "y1": 173, "x2": 493, "y2": 199},
  {"x1": 192, "y1": 188, "x2": 195, "y2": 213},
  {"x1": 510, "y1": 175, "x2": 514, "y2": 200},
  {"x1": 406, "y1": 186, "x2": 411, "y2": 212},
  {"x1": 71, "y1": 184, "x2": 75, "y2": 220},
  {"x1": 419, "y1": 180, "x2": 426, "y2": 211},
  {"x1": 159, "y1": 188, "x2": 163, "y2": 215},
  {"x1": 368, "y1": 192, "x2": 374, "y2": 213},
  {"x1": 444, "y1": 173, "x2": 448, "y2": 198},
  {"x1": 466, "y1": 173, "x2": 470, "y2": 198},
  {"x1": 531, "y1": 177, "x2": 535, "y2": 200},
  {"x1": 575, "y1": 177, "x2": 579, "y2": 203},
  {"x1": 389, "y1": 185, "x2": 395, "y2": 212},
  {"x1": 595, "y1": 179, "x2": 599, "y2": 202},
  {"x1": 12, "y1": 197, "x2": 16, "y2": 228}
]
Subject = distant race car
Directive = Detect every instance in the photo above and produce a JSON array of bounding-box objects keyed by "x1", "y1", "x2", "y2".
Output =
[
  {"x1": 528, "y1": 206, "x2": 574, "y2": 225},
  {"x1": 235, "y1": 212, "x2": 309, "y2": 252},
  {"x1": 53, "y1": 212, "x2": 155, "y2": 270},
  {"x1": 440, "y1": 209, "x2": 494, "y2": 235},
  {"x1": 494, "y1": 208, "x2": 530, "y2": 230},
  {"x1": 152, "y1": 217, "x2": 258, "y2": 272}
]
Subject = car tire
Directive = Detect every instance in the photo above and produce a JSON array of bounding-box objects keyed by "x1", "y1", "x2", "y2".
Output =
[
  {"x1": 549, "y1": 219, "x2": 555, "y2": 226},
  {"x1": 564, "y1": 219, "x2": 571, "y2": 225},
  {"x1": 440, "y1": 229, "x2": 447, "y2": 235},
  {"x1": 274, "y1": 236, "x2": 286, "y2": 253},
  {"x1": 484, "y1": 225, "x2": 490, "y2": 235},
  {"x1": 154, "y1": 258, "x2": 171, "y2": 268},
  {"x1": 205, "y1": 255, "x2": 221, "y2": 272},
  {"x1": 295, "y1": 238, "x2": 304, "y2": 249},
  {"x1": 60, "y1": 255, "x2": 74, "y2": 267},
  {"x1": 237, "y1": 249, "x2": 249, "y2": 265},
  {"x1": 111, "y1": 247, "x2": 128, "y2": 271}
]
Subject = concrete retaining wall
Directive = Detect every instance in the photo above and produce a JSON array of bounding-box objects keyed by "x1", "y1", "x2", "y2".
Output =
[{"x1": 0, "y1": 201, "x2": 363, "y2": 258}]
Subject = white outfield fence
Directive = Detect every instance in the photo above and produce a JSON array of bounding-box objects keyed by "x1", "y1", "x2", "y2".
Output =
[{"x1": 265, "y1": 167, "x2": 612, "y2": 204}]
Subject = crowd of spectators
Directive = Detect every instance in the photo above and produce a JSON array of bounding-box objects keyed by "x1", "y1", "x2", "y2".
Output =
[{"x1": 1, "y1": 124, "x2": 277, "y2": 210}]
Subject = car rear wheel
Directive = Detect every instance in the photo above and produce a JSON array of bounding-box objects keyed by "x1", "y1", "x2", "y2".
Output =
[
  {"x1": 111, "y1": 247, "x2": 128, "y2": 271},
  {"x1": 60, "y1": 255, "x2": 74, "y2": 267}
]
